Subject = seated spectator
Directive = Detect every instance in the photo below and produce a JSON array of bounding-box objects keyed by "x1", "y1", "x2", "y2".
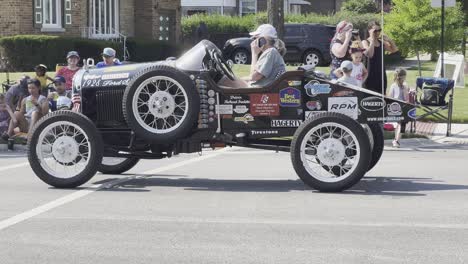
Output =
[
  {"x1": 96, "y1": 47, "x2": 122, "y2": 68},
  {"x1": 56, "y1": 51, "x2": 81, "y2": 92},
  {"x1": 34, "y1": 64, "x2": 54, "y2": 96},
  {"x1": 5, "y1": 79, "x2": 49, "y2": 139},
  {"x1": 0, "y1": 93, "x2": 15, "y2": 139},
  {"x1": 48, "y1": 76, "x2": 72, "y2": 111},
  {"x1": 5, "y1": 76, "x2": 30, "y2": 111},
  {"x1": 336, "y1": 60, "x2": 358, "y2": 86}
]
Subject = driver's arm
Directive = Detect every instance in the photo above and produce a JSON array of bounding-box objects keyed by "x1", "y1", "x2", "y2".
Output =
[{"x1": 251, "y1": 71, "x2": 265, "y2": 82}]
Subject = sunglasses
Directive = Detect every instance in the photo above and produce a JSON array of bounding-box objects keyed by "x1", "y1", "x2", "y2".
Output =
[{"x1": 374, "y1": 29, "x2": 382, "y2": 32}]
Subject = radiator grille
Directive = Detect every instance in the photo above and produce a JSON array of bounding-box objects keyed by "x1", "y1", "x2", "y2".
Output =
[{"x1": 96, "y1": 88, "x2": 125, "y2": 124}]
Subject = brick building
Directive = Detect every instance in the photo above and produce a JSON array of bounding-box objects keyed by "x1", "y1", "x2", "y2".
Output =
[{"x1": 0, "y1": 0, "x2": 181, "y2": 42}]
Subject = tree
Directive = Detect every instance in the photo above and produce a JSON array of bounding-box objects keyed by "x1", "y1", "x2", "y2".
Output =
[
  {"x1": 267, "y1": 0, "x2": 284, "y2": 39},
  {"x1": 385, "y1": 0, "x2": 465, "y2": 75},
  {"x1": 341, "y1": 0, "x2": 378, "y2": 14}
]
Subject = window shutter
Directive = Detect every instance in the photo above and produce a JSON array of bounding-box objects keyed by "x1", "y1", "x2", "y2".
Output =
[
  {"x1": 64, "y1": 0, "x2": 72, "y2": 26},
  {"x1": 34, "y1": 0, "x2": 43, "y2": 29}
]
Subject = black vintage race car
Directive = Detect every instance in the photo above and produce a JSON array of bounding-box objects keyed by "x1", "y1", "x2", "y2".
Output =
[{"x1": 27, "y1": 40, "x2": 416, "y2": 192}]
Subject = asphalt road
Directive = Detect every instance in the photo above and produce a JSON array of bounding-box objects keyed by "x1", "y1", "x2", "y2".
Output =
[{"x1": 1, "y1": 143, "x2": 468, "y2": 264}]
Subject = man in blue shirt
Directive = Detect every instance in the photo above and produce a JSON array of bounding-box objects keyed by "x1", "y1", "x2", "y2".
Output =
[{"x1": 96, "y1": 47, "x2": 122, "y2": 68}]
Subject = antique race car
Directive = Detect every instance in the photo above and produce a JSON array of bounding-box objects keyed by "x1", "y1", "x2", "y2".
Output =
[{"x1": 27, "y1": 40, "x2": 415, "y2": 192}]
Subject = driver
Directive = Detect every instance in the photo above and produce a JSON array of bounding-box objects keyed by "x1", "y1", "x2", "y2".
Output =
[{"x1": 219, "y1": 24, "x2": 286, "y2": 88}]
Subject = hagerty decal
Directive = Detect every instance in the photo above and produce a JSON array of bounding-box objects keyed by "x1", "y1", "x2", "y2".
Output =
[
  {"x1": 328, "y1": 97, "x2": 358, "y2": 119},
  {"x1": 250, "y1": 93, "x2": 279, "y2": 116},
  {"x1": 360, "y1": 96, "x2": 386, "y2": 111},
  {"x1": 304, "y1": 81, "x2": 331, "y2": 96},
  {"x1": 279, "y1": 88, "x2": 301, "y2": 107},
  {"x1": 271, "y1": 119, "x2": 303, "y2": 127}
]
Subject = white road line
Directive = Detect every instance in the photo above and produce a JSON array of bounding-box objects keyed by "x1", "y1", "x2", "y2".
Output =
[
  {"x1": 0, "y1": 149, "x2": 227, "y2": 231},
  {"x1": 0, "y1": 162, "x2": 30, "y2": 173}
]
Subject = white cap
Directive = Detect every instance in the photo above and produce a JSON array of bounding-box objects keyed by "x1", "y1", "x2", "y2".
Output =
[
  {"x1": 340, "y1": 60, "x2": 353, "y2": 72},
  {"x1": 249, "y1": 24, "x2": 278, "y2": 38},
  {"x1": 102, "y1": 47, "x2": 116, "y2": 57}
]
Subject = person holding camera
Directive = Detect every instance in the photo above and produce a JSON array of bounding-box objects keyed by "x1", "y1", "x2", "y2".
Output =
[
  {"x1": 362, "y1": 21, "x2": 398, "y2": 95},
  {"x1": 330, "y1": 21, "x2": 354, "y2": 79},
  {"x1": 219, "y1": 24, "x2": 286, "y2": 88}
]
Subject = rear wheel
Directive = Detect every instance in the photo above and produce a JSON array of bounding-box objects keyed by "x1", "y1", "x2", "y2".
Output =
[
  {"x1": 291, "y1": 112, "x2": 371, "y2": 192},
  {"x1": 27, "y1": 111, "x2": 103, "y2": 188},
  {"x1": 98, "y1": 157, "x2": 140, "y2": 174}
]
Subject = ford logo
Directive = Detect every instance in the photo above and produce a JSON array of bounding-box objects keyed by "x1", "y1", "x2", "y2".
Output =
[{"x1": 360, "y1": 96, "x2": 386, "y2": 111}]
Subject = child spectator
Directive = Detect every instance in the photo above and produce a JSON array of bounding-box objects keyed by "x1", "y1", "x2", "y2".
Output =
[
  {"x1": 5, "y1": 79, "x2": 49, "y2": 139},
  {"x1": 0, "y1": 94, "x2": 15, "y2": 139},
  {"x1": 56, "y1": 51, "x2": 81, "y2": 91},
  {"x1": 333, "y1": 42, "x2": 367, "y2": 87},
  {"x1": 335, "y1": 60, "x2": 358, "y2": 86},
  {"x1": 389, "y1": 68, "x2": 410, "y2": 148},
  {"x1": 34, "y1": 64, "x2": 54, "y2": 96},
  {"x1": 5, "y1": 76, "x2": 30, "y2": 111},
  {"x1": 96, "y1": 47, "x2": 122, "y2": 68},
  {"x1": 48, "y1": 76, "x2": 72, "y2": 111}
]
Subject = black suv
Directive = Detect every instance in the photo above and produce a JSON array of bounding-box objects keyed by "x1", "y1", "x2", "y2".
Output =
[{"x1": 223, "y1": 23, "x2": 335, "y2": 66}]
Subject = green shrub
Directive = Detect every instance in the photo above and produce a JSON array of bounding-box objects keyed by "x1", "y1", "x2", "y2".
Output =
[
  {"x1": 341, "y1": 0, "x2": 378, "y2": 14},
  {"x1": 0, "y1": 35, "x2": 179, "y2": 71}
]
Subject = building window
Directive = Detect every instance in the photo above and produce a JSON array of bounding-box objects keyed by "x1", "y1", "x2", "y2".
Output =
[
  {"x1": 42, "y1": 0, "x2": 62, "y2": 29},
  {"x1": 89, "y1": 0, "x2": 119, "y2": 38},
  {"x1": 240, "y1": 0, "x2": 256, "y2": 16}
]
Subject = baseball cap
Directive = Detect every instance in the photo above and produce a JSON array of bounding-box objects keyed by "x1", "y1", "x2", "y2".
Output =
[
  {"x1": 102, "y1": 47, "x2": 116, "y2": 57},
  {"x1": 66, "y1": 51, "x2": 80, "y2": 59},
  {"x1": 34, "y1": 64, "x2": 48, "y2": 71},
  {"x1": 340, "y1": 60, "x2": 354, "y2": 72},
  {"x1": 336, "y1": 21, "x2": 353, "y2": 33},
  {"x1": 249, "y1": 24, "x2": 278, "y2": 39},
  {"x1": 53, "y1": 76, "x2": 66, "y2": 84}
]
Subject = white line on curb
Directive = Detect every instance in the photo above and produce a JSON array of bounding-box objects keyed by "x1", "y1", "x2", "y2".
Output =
[{"x1": 0, "y1": 149, "x2": 227, "y2": 231}]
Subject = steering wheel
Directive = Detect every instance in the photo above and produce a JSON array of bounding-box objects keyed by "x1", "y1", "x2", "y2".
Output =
[{"x1": 211, "y1": 49, "x2": 236, "y2": 81}]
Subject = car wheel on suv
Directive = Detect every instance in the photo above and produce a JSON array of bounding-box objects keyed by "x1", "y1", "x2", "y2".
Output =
[
  {"x1": 303, "y1": 50, "x2": 322, "y2": 67},
  {"x1": 232, "y1": 49, "x2": 250, "y2": 64}
]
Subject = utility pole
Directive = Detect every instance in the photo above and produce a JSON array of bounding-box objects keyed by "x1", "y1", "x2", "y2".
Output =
[
  {"x1": 267, "y1": 0, "x2": 284, "y2": 39},
  {"x1": 441, "y1": 0, "x2": 445, "y2": 77}
]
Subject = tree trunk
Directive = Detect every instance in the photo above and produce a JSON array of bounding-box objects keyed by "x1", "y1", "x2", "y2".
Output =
[
  {"x1": 416, "y1": 50, "x2": 422, "y2": 77},
  {"x1": 267, "y1": 0, "x2": 284, "y2": 39}
]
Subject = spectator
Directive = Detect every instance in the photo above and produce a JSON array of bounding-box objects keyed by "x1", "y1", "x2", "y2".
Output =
[
  {"x1": 275, "y1": 39, "x2": 287, "y2": 57},
  {"x1": 48, "y1": 76, "x2": 72, "y2": 111},
  {"x1": 330, "y1": 21, "x2": 353, "y2": 79},
  {"x1": 56, "y1": 51, "x2": 81, "y2": 91},
  {"x1": 334, "y1": 42, "x2": 368, "y2": 87},
  {"x1": 5, "y1": 76, "x2": 30, "y2": 111},
  {"x1": 34, "y1": 64, "x2": 54, "y2": 96},
  {"x1": 0, "y1": 93, "x2": 15, "y2": 139},
  {"x1": 336, "y1": 60, "x2": 359, "y2": 86},
  {"x1": 389, "y1": 68, "x2": 410, "y2": 148},
  {"x1": 196, "y1": 22, "x2": 209, "y2": 42},
  {"x1": 5, "y1": 79, "x2": 49, "y2": 139},
  {"x1": 362, "y1": 21, "x2": 398, "y2": 95},
  {"x1": 96, "y1": 48, "x2": 122, "y2": 68}
]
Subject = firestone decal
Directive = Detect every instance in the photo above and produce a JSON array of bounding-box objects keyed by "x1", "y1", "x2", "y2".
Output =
[
  {"x1": 251, "y1": 130, "x2": 279, "y2": 136},
  {"x1": 279, "y1": 88, "x2": 301, "y2": 107}
]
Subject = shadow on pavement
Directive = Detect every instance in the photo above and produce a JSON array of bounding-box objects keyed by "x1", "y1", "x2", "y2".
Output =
[{"x1": 95, "y1": 175, "x2": 468, "y2": 197}]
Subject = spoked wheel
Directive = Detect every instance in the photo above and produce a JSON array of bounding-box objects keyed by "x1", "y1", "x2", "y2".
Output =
[
  {"x1": 291, "y1": 112, "x2": 371, "y2": 192},
  {"x1": 98, "y1": 157, "x2": 140, "y2": 174},
  {"x1": 28, "y1": 111, "x2": 103, "y2": 188},
  {"x1": 123, "y1": 66, "x2": 200, "y2": 142},
  {"x1": 364, "y1": 123, "x2": 384, "y2": 172}
]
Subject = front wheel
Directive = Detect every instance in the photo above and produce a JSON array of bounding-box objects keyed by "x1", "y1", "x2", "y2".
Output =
[
  {"x1": 27, "y1": 111, "x2": 103, "y2": 188},
  {"x1": 291, "y1": 112, "x2": 371, "y2": 192},
  {"x1": 98, "y1": 157, "x2": 140, "y2": 174}
]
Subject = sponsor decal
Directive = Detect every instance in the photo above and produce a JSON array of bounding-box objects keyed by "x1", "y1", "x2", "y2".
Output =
[
  {"x1": 251, "y1": 130, "x2": 279, "y2": 136},
  {"x1": 305, "y1": 111, "x2": 327, "y2": 119},
  {"x1": 367, "y1": 116, "x2": 404, "y2": 122},
  {"x1": 250, "y1": 93, "x2": 280, "y2": 116},
  {"x1": 360, "y1": 96, "x2": 386, "y2": 111},
  {"x1": 208, "y1": 98, "x2": 216, "y2": 105},
  {"x1": 305, "y1": 80, "x2": 332, "y2": 96},
  {"x1": 101, "y1": 73, "x2": 129, "y2": 80},
  {"x1": 102, "y1": 65, "x2": 138, "y2": 73},
  {"x1": 222, "y1": 114, "x2": 232, "y2": 119},
  {"x1": 288, "y1": 80, "x2": 302, "y2": 86},
  {"x1": 279, "y1": 88, "x2": 301, "y2": 107},
  {"x1": 387, "y1": 102, "x2": 402, "y2": 116},
  {"x1": 306, "y1": 100, "x2": 322, "y2": 111},
  {"x1": 83, "y1": 74, "x2": 100, "y2": 81},
  {"x1": 271, "y1": 119, "x2": 303, "y2": 128},
  {"x1": 234, "y1": 113, "x2": 254, "y2": 124},
  {"x1": 408, "y1": 108, "x2": 417, "y2": 119},
  {"x1": 328, "y1": 97, "x2": 358, "y2": 119},
  {"x1": 224, "y1": 95, "x2": 250, "y2": 104},
  {"x1": 233, "y1": 105, "x2": 249, "y2": 114},
  {"x1": 215, "y1": 104, "x2": 233, "y2": 115},
  {"x1": 332, "y1": 90, "x2": 355, "y2": 97}
]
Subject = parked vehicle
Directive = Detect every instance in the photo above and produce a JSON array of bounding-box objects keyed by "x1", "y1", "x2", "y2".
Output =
[
  {"x1": 223, "y1": 24, "x2": 335, "y2": 66},
  {"x1": 28, "y1": 40, "x2": 415, "y2": 192}
]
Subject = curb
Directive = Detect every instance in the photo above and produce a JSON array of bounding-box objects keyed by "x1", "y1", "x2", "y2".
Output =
[{"x1": 0, "y1": 143, "x2": 28, "y2": 152}]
